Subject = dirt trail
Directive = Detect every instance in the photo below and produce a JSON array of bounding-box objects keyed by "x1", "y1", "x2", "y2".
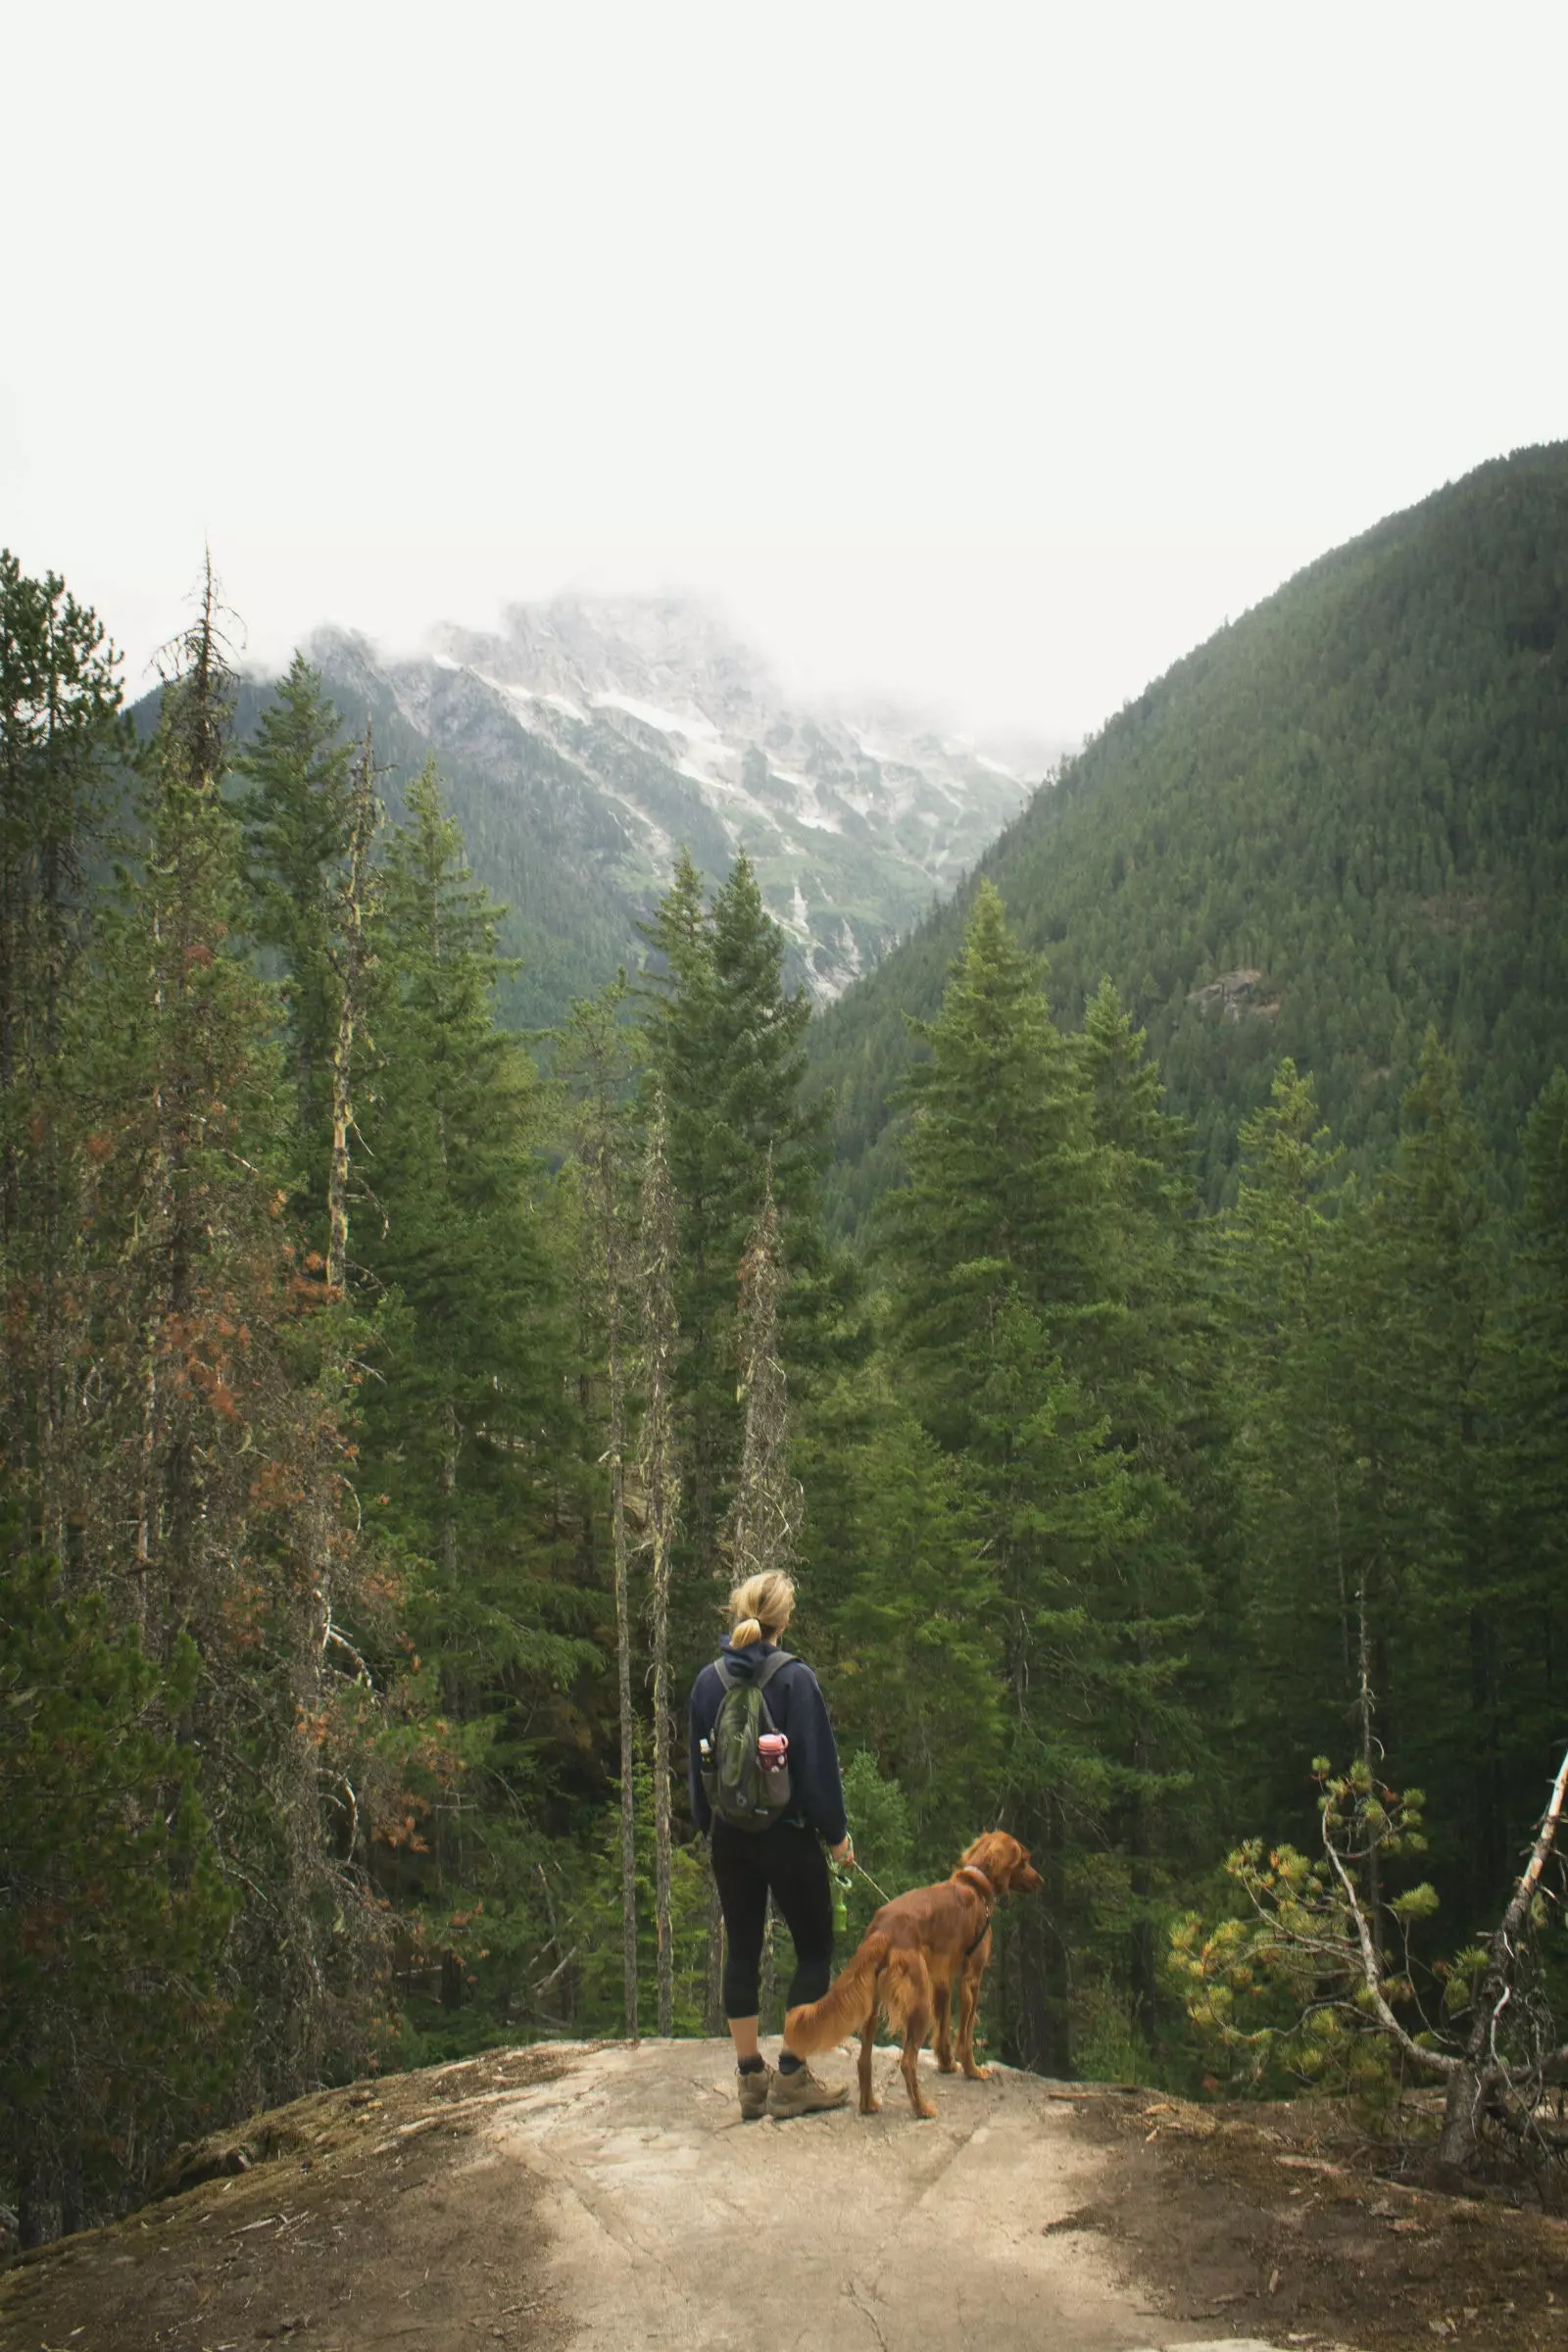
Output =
[
  {"x1": 489, "y1": 2038, "x2": 1273, "y2": 2352},
  {"x1": 14, "y1": 2036, "x2": 1552, "y2": 2352}
]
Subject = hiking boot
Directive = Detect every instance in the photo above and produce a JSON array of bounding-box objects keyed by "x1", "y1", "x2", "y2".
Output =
[
  {"x1": 766, "y1": 2059, "x2": 849, "y2": 2119},
  {"x1": 737, "y1": 2063, "x2": 773, "y2": 2121}
]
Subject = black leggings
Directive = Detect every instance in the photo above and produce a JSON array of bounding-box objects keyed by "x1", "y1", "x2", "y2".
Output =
[{"x1": 710, "y1": 1818, "x2": 835, "y2": 2019}]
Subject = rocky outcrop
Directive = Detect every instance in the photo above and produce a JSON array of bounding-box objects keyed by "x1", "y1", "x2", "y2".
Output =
[{"x1": 1187, "y1": 968, "x2": 1280, "y2": 1021}]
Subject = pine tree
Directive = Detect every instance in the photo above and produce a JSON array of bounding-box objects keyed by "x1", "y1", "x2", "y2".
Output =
[
  {"x1": 883, "y1": 880, "x2": 1104, "y2": 1443},
  {"x1": 639, "y1": 849, "x2": 829, "y2": 1613},
  {"x1": 31, "y1": 563, "x2": 386, "y2": 2179},
  {"x1": 880, "y1": 886, "x2": 1201, "y2": 2071},
  {"x1": 358, "y1": 761, "x2": 591, "y2": 1986},
  {"x1": 234, "y1": 653, "x2": 357, "y2": 1164},
  {"x1": 0, "y1": 1549, "x2": 234, "y2": 2245},
  {"x1": 1496, "y1": 1068, "x2": 1568, "y2": 1824},
  {"x1": 1352, "y1": 1032, "x2": 1504, "y2": 1909},
  {"x1": 1217, "y1": 1059, "x2": 1360, "y2": 1817},
  {"x1": 0, "y1": 554, "x2": 127, "y2": 1530}
]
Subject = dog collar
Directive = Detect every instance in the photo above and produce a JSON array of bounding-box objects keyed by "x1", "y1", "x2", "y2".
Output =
[{"x1": 956, "y1": 1863, "x2": 997, "y2": 1901}]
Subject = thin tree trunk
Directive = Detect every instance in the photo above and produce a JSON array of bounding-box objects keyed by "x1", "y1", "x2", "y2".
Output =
[
  {"x1": 1356, "y1": 1561, "x2": 1383, "y2": 1950},
  {"x1": 325, "y1": 723, "x2": 376, "y2": 1295},
  {"x1": 612, "y1": 1395, "x2": 638, "y2": 2043},
  {"x1": 441, "y1": 1394, "x2": 459, "y2": 1585},
  {"x1": 568, "y1": 986, "x2": 640, "y2": 2042},
  {"x1": 705, "y1": 1878, "x2": 726, "y2": 2034},
  {"x1": 760, "y1": 1897, "x2": 776, "y2": 2035},
  {"x1": 639, "y1": 1095, "x2": 681, "y2": 2038}
]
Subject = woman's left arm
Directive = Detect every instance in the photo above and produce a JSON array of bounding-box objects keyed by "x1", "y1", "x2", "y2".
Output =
[{"x1": 789, "y1": 1668, "x2": 849, "y2": 1847}]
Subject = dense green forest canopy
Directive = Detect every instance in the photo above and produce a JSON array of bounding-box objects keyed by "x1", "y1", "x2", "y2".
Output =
[
  {"x1": 3, "y1": 474, "x2": 1566, "y2": 2248},
  {"x1": 810, "y1": 442, "x2": 1568, "y2": 1233}
]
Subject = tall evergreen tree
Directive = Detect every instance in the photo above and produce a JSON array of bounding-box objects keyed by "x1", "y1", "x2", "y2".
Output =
[
  {"x1": 358, "y1": 761, "x2": 592, "y2": 1982},
  {"x1": 640, "y1": 849, "x2": 829, "y2": 1607},
  {"x1": 880, "y1": 886, "x2": 1201, "y2": 2070},
  {"x1": 234, "y1": 654, "x2": 357, "y2": 1165},
  {"x1": 0, "y1": 554, "x2": 127, "y2": 1528}
]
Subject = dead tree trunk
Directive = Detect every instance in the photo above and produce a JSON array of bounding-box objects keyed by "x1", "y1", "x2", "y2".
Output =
[
  {"x1": 325, "y1": 723, "x2": 378, "y2": 1295},
  {"x1": 1436, "y1": 1742, "x2": 1568, "y2": 2172},
  {"x1": 566, "y1": 982, "x2": 639, "y2": 2042},
  {"x1": 1310, "y1": 1743, "x2": 1568, "y2": 2176},
  {"x1": 637, "y1": 1093, "x2": 681, "y2": 2037}
]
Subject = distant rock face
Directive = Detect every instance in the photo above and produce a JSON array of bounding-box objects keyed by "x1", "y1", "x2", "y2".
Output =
[
  {"x1": 314, "y1": 595, "x2": 1057, "y2": 1003},
  {"x1": 1187, "y1": 969, "x2": 1281, "y2": 1022}
]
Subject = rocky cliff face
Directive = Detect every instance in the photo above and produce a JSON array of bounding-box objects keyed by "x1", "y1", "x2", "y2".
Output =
[{"x1": 313, "y1": 594, "x2": 1057, "y2": 1003}]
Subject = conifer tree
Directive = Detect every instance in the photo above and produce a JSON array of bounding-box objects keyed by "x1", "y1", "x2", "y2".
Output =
[
  {"x1": 641, "y1": 851, "x2": 826, "y2": 1601},
  {"x1": 235, "y1": 653, "x2": 357, "y2": 1163},
  {"x1": 881, "y1": 886, "x2": 1201, "y2": 2068},
  {"x1": 0, "y1": 555, "x2": 127, "y2": 1529},
  {"x1": 0, "y1": 1553, "x2": 237, "y2": 2244},
  {"x1": 358, "y1": 761, "x2": 589, "y2": 1965},
  {"x1": 1495, "y1": 1067, "x2": 1568, "y2": 1822},
  {"x1": 38, "y1": 562, "x2": 385, "y2": 2169},
  {"x1": 883, "y1": 880, "x2": 1104, "y2": 1441},
  {"x1": 1348, "y1": 1033, "x2": 1503, "y2": 1908},
  {"x1": 1217, "y1": 1060, "x2": 1360, "y2": 1816}
]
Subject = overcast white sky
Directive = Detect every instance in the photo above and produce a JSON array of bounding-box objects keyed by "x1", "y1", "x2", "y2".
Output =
[{"x1": 4, "y1": 1, "x2": 1564, "y2": 741}]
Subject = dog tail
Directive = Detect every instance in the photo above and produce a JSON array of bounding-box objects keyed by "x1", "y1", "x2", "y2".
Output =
[{"x1": 785, "y1": 1932, "x2": 891, "y2": 2054}]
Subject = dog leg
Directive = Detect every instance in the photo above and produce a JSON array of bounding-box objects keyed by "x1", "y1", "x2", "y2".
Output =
[
  {"x1": 858, "y1": 2015, "x2": 880, "y2": 2115},
  {"x1": 957, "y1": 1970, "x2": 991, "y2": 2081},
  {"x1": 934, "y1": 1983, "x2": 956, "y2": 2073},
  {"x1": 901, "y1": 2009, "x2": 936, "y2": 2120}
]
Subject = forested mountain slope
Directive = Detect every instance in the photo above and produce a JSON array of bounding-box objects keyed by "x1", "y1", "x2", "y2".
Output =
[{"x1": 811, "y1": 442, "x2": 1568, "y2": 1227}]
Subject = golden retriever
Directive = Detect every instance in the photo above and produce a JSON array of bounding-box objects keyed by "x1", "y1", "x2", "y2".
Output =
[{"x1": 784, "y1": 1832, "x2": 1042, "y2": 2119}]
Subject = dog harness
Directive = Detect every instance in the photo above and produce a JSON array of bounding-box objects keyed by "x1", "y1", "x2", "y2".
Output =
[{"x1": 956, "y1": 1863, "x2": 996, "y2": 1957}]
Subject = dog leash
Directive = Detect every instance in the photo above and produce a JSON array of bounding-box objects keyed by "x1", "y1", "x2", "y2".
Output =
[{"x1": 835, "y1": 1855, "x2": 895, "y2": 1906}]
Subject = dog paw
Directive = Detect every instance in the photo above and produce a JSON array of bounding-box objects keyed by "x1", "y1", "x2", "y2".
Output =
[
  {"x1": 915, "y1": 2101, "x2": 938, "y2": 2121},
  {"x1": 859, "y1": 2095, "x2": 882, "y2": 2115},
  {"x1": 964, "y1": 2064, "x2": 993, "y2": 2082}
]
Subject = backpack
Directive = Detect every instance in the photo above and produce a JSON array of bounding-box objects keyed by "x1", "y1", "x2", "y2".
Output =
[{"x1": 699, "y1": 1650, "x2": 795, "y2": 1832}]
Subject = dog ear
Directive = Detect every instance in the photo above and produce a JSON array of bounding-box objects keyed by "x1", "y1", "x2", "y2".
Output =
[{"x1": 961, "y1": 1832, "x2": 1013, "y2": 1886}]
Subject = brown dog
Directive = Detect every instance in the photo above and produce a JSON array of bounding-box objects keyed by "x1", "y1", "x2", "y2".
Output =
[{"x1": 784, "y1": 1832, "x2": 1042, "y2": 2120}]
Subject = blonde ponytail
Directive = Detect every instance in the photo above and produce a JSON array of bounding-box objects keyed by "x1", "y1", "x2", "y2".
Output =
[{"x1": 727, "y1": 1569, "x2": 796, "y2": 1648}]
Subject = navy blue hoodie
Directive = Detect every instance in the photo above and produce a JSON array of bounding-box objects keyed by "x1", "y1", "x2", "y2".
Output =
[{"x1": 688, "y1": 1641, "x2": 848, "y2": 1844}]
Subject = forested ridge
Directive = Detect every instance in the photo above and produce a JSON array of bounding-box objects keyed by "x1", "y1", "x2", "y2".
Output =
[
  {"x1": 811, "y1": 442, "x2": 1568, "y2": 1231},
  {"x1": 3, "y1": 497, "x2": 1567, "y2": 2249}
]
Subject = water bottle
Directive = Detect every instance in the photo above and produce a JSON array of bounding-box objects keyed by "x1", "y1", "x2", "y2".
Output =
[{"x1": 830, "y1": 1862, "x2": 849, "y2": 1940}]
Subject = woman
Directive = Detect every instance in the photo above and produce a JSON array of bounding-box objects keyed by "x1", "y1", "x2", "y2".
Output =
[{"x1": 689, "y1": 1568, "x2": 856, "y2": 2120}]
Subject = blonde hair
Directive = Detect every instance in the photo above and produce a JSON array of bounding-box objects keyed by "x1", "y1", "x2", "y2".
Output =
[{"x1": 728, "y1": 1570, "x2": 796, "y2": 1650}]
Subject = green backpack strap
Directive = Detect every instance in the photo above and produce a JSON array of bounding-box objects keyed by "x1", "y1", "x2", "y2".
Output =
[{"x1": 714, "y1": 1649, "x2": 793, "y2": 1691}]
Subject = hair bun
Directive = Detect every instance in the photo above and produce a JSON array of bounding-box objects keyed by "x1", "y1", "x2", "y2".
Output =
[{"x1": 731, "y1": 1615, "x2": 763, "y2": 1648}]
